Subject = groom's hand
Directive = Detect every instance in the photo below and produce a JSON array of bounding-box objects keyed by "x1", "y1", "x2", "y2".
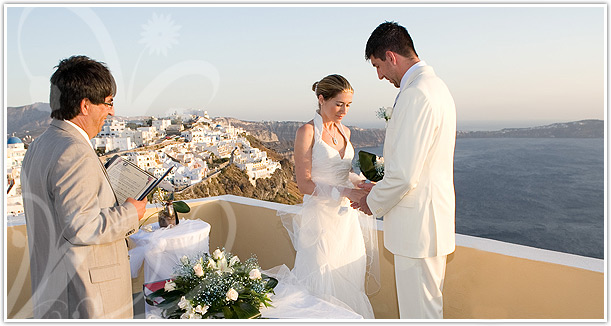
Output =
[
  {"x1": 347, "y1": 188, "x2": 369, "y2": 205},
  {"x1": 358, "y1": 194, "x2": 373, "y2": 215},
  {"x1": 350, "y1": 182, "x2": 374, "y2": 215}
]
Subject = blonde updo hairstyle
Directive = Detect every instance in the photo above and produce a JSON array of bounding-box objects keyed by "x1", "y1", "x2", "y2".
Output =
[{"x1": 312, "y1": 74, "x2": 353, "y2": 111}]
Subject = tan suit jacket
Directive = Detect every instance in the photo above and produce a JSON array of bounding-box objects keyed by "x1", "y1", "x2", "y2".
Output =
[
  {"x1": 367, "y1": 65, "x2": 457, "y2": 258},
  {"x1": 21, "y1": 119, "x2": 139, "y2": 318}
]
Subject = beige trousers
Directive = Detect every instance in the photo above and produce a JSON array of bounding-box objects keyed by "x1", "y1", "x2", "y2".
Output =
[{"x1": 394, "y1": 254, "x2": 447, "y2": 319}]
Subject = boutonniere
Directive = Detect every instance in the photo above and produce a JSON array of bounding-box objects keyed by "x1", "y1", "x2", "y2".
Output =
[{"x1": 376, "y1": 107, "x2": 393, "y2": 122}]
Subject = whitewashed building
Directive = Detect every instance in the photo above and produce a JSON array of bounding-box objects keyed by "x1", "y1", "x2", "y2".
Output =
[
  {"x1": 123, "y1": 151, "x2": 159, "y2": 171},
  {"x1": 152, "y1": 119, "x2": 172, "y2": 134},
  {"x1": 6, "y1": 137, "x2": 26, "y2": 196},
  {"x1": 203, "y1": 140, "x2": 234, "y2": 159},
  {"x1": 97, "y1": 119, "x2": 126, "y2": 137},
  {"x1": 181, "y1": 125, "x2": 216, "y2": 144},
  {"x1": 134, "y1": 127, "x2": 157, "y2": 146},
  {"x1": 6, "y1": 137, "x2": 26, "y2": 214},
  {"x1": 91, "y1": 137, "x2": 135, "y2": 153},
  {"x1": 233, "y1": 142, "x2": 281, "y2": 185}
]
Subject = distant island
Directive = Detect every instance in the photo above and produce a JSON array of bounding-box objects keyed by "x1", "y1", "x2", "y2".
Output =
[{"x1": 457, "y1": 119, "x2": 603, "y2": 139}]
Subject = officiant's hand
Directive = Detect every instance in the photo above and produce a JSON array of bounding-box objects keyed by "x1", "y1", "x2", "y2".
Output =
[{"x1": 126, "y1": 197, "x2": 147, "y2": 220}]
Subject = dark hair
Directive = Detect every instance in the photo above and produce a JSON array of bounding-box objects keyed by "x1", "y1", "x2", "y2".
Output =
[
  {"x1": 365, "y1": 21, "x2": 418, "y2": 61},
  {"x1": 49, "y1": 55, "x2": 116, "y2": 120},
  {"x1": 312, "y1": 74, "x2": 353, "y2": 109}
]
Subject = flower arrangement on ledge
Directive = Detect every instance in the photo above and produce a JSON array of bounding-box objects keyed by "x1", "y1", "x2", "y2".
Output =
[{"x1": 145, "y1": 248, "x2": 278, "y2": 319}]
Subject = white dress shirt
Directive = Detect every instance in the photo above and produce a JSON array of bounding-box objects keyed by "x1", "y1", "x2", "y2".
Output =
[{"x1": 64, "y1": 119, "x2": 94, "y2": 150}]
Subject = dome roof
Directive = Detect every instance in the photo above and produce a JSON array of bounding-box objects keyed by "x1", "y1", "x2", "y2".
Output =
[{"x1": 7, "y1": 137, "x2": 22, "y2": 145}]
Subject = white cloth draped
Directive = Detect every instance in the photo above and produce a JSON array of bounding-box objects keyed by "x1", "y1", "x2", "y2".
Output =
[{"x1": 129, "y1": 219, "x2": 211, "y2": 282}]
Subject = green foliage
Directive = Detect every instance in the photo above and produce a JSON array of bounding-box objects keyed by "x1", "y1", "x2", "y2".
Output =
[
  {"x1": 145, "y1": 249, "x2": 277, "y2": 319},
  {"x1": 172, "y1": 201, "x2": 190, "y2": 213}
]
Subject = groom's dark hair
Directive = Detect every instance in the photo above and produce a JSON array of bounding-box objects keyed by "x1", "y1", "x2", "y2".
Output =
[{"x1": 365, "y1": 21, "x2": 418, "y2": 61}]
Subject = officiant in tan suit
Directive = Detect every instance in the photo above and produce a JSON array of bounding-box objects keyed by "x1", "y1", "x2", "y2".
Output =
[
  {"x1": 21, "y1": 55, "x2": 147, "y2": 318},
  {"x1": 354, "y1": 22, "x2": 456, "y2": 319}
]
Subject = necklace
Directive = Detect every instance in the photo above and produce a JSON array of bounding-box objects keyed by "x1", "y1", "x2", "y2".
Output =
[{"x1": 324, "y1": 126, "x2": 339, "y2": 145}]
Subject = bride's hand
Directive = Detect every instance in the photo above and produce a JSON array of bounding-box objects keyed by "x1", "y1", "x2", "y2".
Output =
[
  {"x1": 357, "y1": 181, "x2": 375, "y2": 191},
  {"x1": 346, "y1": 188, "x2": 369, "y2": 205}
]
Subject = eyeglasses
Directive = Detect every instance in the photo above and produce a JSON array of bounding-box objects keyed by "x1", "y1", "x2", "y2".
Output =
[{"x1": 102, "y1": 102, "x2": 114, "y2": 108}]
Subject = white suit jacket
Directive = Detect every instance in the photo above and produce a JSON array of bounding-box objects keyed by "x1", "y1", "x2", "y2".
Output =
[
  {"x1": 21, "y1": 119, "x2": 139, "y2": 318},
  {"x1": 367, "y1": 65, "x2": 457, "y2": 258}
]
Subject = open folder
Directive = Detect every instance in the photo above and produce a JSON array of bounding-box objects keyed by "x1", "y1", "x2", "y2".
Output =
[{"x1": 104, "y1": 155, "x2": 173, "y2": 204}]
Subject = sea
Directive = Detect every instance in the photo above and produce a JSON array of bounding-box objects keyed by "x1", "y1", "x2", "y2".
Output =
[{"x1": 355, "y1": 137, "x2": 605, "y2": 259}]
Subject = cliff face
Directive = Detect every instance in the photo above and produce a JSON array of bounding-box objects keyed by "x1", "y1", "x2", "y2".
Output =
[
  {"x1": 216, "y1": 117, "x2": 386, "y2": 147},
  {"x1": 7, "y1": 103, "x2": 52, "y2": 142},
  {"x1": 176, "y1": 135, "x2": 303, "y2": 205},
  {"x1": 349, "y1": 127, "x2": 386, "y2": 147}
]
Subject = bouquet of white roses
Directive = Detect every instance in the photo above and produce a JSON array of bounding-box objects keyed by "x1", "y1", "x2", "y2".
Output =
[
  {"x1": 145, "y1": 248, "x2": 278, "y2": 319},
  {"x1": 356, "y1": 151, "x2": 385, "y2": 182}
]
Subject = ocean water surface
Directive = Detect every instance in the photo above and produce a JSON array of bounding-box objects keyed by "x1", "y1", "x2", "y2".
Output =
[{"x1": 355, "y1": 138, "x2": 604, "y2": 259}]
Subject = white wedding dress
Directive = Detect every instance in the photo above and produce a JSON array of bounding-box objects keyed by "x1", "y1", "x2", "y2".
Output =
[{"x1": 280, "y1": 113, "x2": 380, "y2": 319}]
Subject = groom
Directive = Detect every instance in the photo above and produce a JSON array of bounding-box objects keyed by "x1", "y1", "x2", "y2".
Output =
[{"x1": 354, "y1": 21, "x2": 457, "y2": 319}]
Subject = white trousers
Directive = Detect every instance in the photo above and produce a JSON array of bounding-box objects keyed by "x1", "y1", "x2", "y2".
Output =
[{"x1": 394, "y1": 254, "x2": 447, "y2": 319}]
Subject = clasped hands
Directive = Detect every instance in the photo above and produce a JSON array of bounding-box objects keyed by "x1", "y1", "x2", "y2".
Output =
[{"x1": 346, "y1": 181, "x2": 375, "y2": 215}]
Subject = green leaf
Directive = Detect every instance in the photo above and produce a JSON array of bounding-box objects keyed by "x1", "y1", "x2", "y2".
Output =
[
  {"x1": 156, "y1": 297, "x2": 180, "y2": 309},
  {"x1": 173, "y1": 201, "x2": 191, "y2": 213},
  {"x1": 233, "y1": 301, "x2": 261, "y2": 319},
  {"x1": 263, "y1": 275, "x2": 278, "y2": 290},
  {"x1": 145, "y1": 288, "x2": 168, "y2": 304},
  {"x1": 222, "y1": 306, "x2": 236, "y2": 319}
]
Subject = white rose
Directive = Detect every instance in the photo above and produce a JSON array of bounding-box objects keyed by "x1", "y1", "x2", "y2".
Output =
[
  {"x1": 229, "y1": 255, "x2": 240, "y2": 266},
  {"x1": 212, "y1": 248, "x2": 224, "y2": 260},
  {"x1": 194, "y1": 304, "x2": 208, "y2": 315},
  {"x1": 249, "y1": 268, "x2": 262, "y2": 280},
  {"x1": 164, "y1": 280, "x2": 176, "y2": 292},
  {"x1": 226, "y1": 288, "x2": 239, "y2": 301},
  {"x1": 178, "y1": 296, "x2": 191, "y2": 310},
  {"x1": 180, "y1": 255, "x2": 189, "y2": 265},
  {"x1": 193, "y1": 263, "x2": 204, "y2": 277},
  {"x1": 207, "y1": 257, "x2": 217, "y2": 269},
  {"x1": 218, "y1": 257, "x2": 233, "y2": 274},
  {"x1": 180, "y1": 310, "x2": 199, "y2": 319}
]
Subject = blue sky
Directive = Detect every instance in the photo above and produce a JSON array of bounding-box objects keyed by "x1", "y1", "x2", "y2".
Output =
[{"x1": 5, "y1": 4, "x2": 605, "y2": 129}]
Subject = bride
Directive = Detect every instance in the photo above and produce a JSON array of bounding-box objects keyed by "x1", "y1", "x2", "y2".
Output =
[{"x1": 281, "y1": 74, "x2": 380, "y2": 318}]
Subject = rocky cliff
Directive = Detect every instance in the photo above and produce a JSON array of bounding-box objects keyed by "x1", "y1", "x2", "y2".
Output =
[
  {"x1": 176, "y1": 135, "x2": 303, "y2": 205},
  {"x1": 6, "y1": 103, "x2": 52, "y2": 142},
  {"x1": 215, "y1": 117, "x2": 386, "y2": 147}
]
